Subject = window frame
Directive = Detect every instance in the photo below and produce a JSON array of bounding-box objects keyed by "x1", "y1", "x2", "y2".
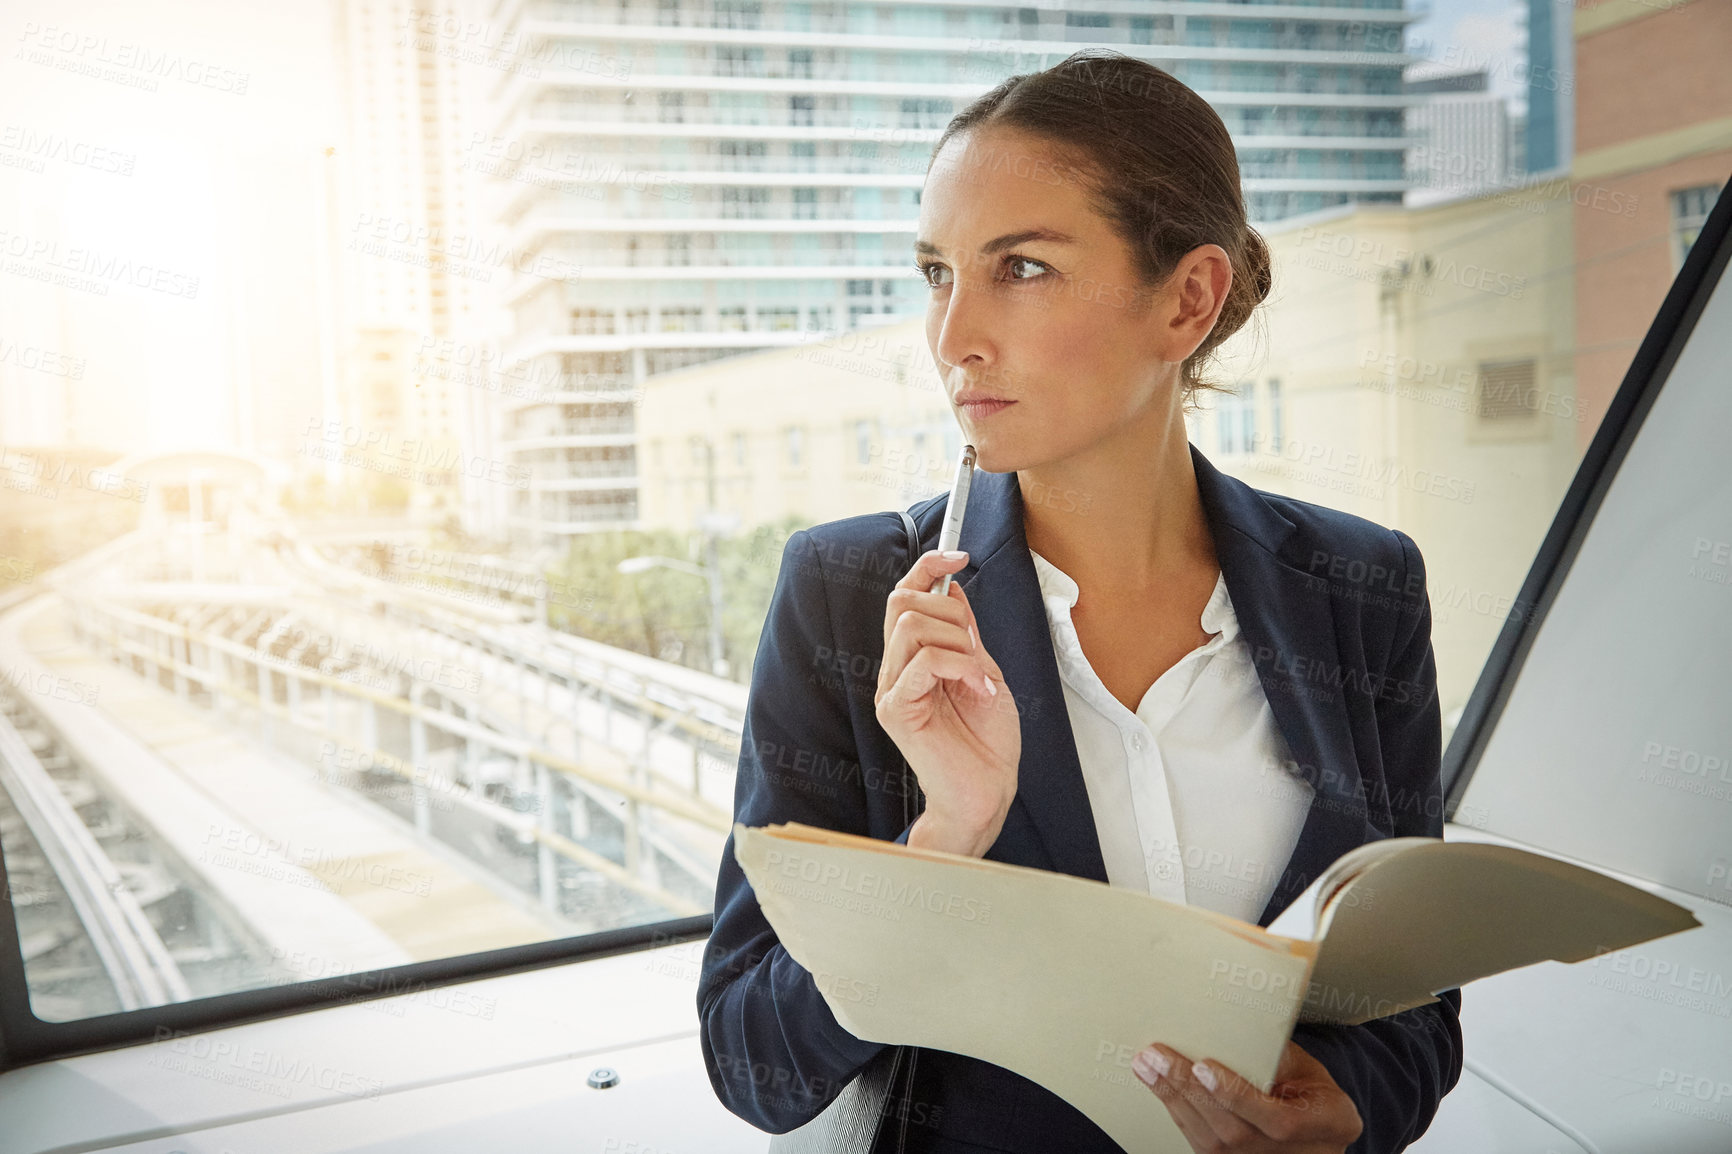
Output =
[
  {"x1": 1442, "y1": 184, "x2": 1732, "y2": 809},
  {"x1": 0, "y1": 581, "x2": 717, "y2": 1071},
  {"x1": 0, "y1": 886, "x2": 709, "y2": 1072}
]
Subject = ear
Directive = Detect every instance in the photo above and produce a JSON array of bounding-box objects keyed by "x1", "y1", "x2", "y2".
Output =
[{"x1": 1158, "y1": 243, "x2": 1233, "y2": 363}]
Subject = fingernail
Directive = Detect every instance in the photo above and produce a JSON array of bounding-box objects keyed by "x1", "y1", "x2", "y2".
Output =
[
  {"x1": 1193, "y1": 1063, "x2": 1218, "y2": 1092},
  {"x1": 1142, "y1": 1049, "x2": 1170, "y2": 1077},
  {"x1": 983, "y1": 675, "x2": 998, "y2": 697},
  {"x1": 1133, "y1": 1051, "x2": 1162, "y2": 1085},
  {"x1": 941, "y1": 550, "x2": 966, "y2": 561},
  {"x1": 969, "y1": 623, "x2": 978, "y2": 650}
]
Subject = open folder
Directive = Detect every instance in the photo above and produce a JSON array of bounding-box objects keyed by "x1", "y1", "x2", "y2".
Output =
[{"x1": 733, "y1": 821, "x2": 1699, "y2": 1153}]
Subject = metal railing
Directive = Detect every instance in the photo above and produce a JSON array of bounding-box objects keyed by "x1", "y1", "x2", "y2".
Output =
[
  {"x1": 0, "y1": 687, "x2": 192, "y2": 1011},
  {"x1": 65, "y1": 591, "x2": 729, "y2": 920}
]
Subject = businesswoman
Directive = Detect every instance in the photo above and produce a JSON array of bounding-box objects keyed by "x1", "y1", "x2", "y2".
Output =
[{"x1": 699, "y1": 49, "x2": 1462, "y2": 1154}]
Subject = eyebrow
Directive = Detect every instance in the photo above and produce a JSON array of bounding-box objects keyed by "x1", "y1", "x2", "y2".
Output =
[{"x1": 913, "y1": 228, "x2": 1081, "y2": 259}]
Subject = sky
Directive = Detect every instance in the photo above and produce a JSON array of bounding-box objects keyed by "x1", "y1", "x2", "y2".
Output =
[
  {"x1": 0, "y1": 0, "x2": 337, "y2": 455},
  {"x1": 1407, "y1": 0, "x2": 1531, "y2": 113}
]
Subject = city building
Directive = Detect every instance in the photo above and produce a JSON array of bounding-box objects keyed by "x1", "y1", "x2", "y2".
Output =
[
  {"x1": 323, "y1": 0, "x2": 505, "y2": 518},
  {"x1": 1570, "y1": 0, "x2": 1730, "y2": 444},
  {"x1": 1525, "y1": 0, "x2": 1573, "y2": 173},
  {"x1": 1200, "y1": 180, "x2": 1579, "y2": 733},
  {"x1": 480, "y1": 0, "x2": 1421, "y2": 546},
  {"x1": 635, "y1": 316, "x2": 956, "y2": 533},
  {"x1": 1404, "y1": 69, "x2": 1516, "y2": 202}
]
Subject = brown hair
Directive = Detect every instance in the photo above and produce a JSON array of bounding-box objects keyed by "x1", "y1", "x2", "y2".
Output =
[{"x1": 929, "y1": 48, "x2": 1270, "y2": 408}]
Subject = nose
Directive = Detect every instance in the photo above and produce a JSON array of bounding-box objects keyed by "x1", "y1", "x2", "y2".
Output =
[{"x1": 932, "y1": 275, "x2": 998, "y2": 379}]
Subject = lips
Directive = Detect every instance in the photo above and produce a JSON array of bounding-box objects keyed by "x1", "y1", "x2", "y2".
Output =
[{"x1": 955, "y1": 392, "x2": 1016, "y2": 419}]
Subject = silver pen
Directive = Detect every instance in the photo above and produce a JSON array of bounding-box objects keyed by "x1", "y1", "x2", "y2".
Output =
[{"x1": 929, "y1": 444, "x2": 977, "y2": 595}]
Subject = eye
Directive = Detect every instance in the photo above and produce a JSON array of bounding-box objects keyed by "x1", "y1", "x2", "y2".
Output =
[
  {"x1": 913, "y1": 254, "x2": 1051, "y2": 290},
  {"x1": 914, "y1": 260, "x2": 950, "y2": 289}
]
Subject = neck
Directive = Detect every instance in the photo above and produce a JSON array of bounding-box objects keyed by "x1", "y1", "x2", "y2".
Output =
[{"x1": 1017, "y1": 409, "x2": 1216, "y2": 595}]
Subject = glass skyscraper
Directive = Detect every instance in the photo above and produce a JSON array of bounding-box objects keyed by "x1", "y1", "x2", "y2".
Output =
[{"x1": 1523, "y1": 0, "x2": 1572, "y2": 174}]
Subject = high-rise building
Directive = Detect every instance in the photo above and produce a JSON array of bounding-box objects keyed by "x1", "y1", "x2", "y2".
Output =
[
  {"x1": 1405, "y1": 69, "x2": 1515, "y2": 201},
  {"x1": 482, "y1": 0, "x2": 1416, "y2": 545},
  {"x1": 325, "y1": 0, "x2": 503, "y2": 517},
  {"x1": 1524, "y1": 0, "x2": 1574, "y2": 173}
]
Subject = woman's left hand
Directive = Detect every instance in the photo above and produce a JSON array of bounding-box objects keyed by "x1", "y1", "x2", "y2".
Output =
[{"x1": 1134, "y1": 1038, "x2": 1363, "y2": 1153}]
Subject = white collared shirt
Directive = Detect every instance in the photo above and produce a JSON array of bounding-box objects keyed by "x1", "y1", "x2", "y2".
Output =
[{"x1": 1028, "y1": 548, "x2": 1315, "y2": 924}]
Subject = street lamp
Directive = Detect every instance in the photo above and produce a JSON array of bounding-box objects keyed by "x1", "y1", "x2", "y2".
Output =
[{"x1": 616, "y1": 553, "x2": 729, "y2": 678}]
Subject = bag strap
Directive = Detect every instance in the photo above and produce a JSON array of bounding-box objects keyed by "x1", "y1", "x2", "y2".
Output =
[{"x1": 884, "y1": 509, "x2": 925, "y2": 1152}]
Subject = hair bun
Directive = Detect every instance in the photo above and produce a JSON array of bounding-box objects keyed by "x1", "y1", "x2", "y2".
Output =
[{"x1": 1244, "y1": 226, "x2": 1273, "y2": 304}]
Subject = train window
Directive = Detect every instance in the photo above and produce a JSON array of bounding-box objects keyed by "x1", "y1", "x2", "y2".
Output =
[{"x1": 0, "y1": 2, "x2": 1726, "y2": 1106}]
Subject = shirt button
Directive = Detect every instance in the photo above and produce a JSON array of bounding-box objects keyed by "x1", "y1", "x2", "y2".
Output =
[
  {"x1": 1130, "y1": 734, "x2": 1145, "y2": 751},
  {"x1": 1154, "y1": 862, "x2": 1173, "y2": 879}
]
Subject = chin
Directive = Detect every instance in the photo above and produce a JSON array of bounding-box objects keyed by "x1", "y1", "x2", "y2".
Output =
[{"x1": 965, "y1": 441, "x2": 1025, "y2": 475}]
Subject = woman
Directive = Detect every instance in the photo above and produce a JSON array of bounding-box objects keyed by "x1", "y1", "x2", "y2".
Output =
[{"x1": 698, "y1": 49, "x2": 1462, "y2": 1154}]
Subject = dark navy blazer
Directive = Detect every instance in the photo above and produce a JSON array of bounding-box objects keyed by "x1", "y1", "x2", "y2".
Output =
[{"x1": 698, "y1": 442, "x2": 1463, "y2": 1153}]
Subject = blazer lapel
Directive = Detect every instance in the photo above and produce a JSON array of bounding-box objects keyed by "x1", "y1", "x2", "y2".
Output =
[
  {"x1": 942, "y1": 446, "x2": 1370, "y2": 929},
  {"x1": 952, "y1": 469, "x2": 1111, "y2": 884},
  {"x1": 1187, "y1": 446, "x2": 1373, "y2": 929}
]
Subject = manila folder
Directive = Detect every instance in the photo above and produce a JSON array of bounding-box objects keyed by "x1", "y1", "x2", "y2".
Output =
[{"x1": 733, "y1": 820, "x2": 1316, "y2": 1154}]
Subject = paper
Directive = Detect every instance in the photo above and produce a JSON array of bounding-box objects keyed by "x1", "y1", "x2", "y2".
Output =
[
  {"x1": 734, "y1": 821, "x2": 1316, "y2": 1153},
  {"x1": 1291, "y1": 839, "x2": 1701, "y2": 1025},
  {"x1": 733, "y1": 822, "x2": 1700, "y2": 1149}
]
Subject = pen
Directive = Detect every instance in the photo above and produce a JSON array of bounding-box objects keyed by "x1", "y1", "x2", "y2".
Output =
[{"x1": 929, "y1": 443, "x2": 977, "y2": 595}]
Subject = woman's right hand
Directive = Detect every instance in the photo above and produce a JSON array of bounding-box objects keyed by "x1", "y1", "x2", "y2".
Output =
[{"x1": 874, "y1": 549, "x2": 1020, "y2": 858}]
